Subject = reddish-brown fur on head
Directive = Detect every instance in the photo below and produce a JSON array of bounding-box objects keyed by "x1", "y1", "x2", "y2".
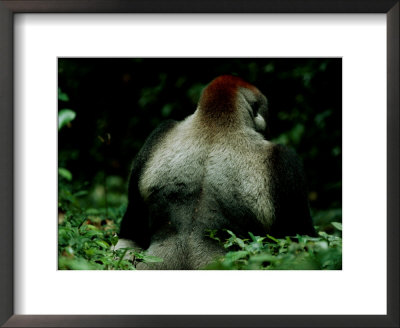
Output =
[{"x1": 198, "y1": 75, "x2": 258, "y2": 117}]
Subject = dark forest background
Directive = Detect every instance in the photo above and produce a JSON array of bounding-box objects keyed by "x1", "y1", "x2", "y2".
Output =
[{"x1": 58, "y1": 58, "x2": 342, "y2": 269}]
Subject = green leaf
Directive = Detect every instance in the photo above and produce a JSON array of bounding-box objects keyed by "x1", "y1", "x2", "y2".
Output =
[
  {"x1": 161, "y1": 104, "x2": 173, "y2": 117},
  {"x1": 80, "y1": 224, "x2": 98, "y2": 232},
  {"x1": 83, "y1": 230, "x2": 103, "y2": 238},
  {"x1": 226, "y1": 230, "x2": 236, "y2": 238},
  {"x1": 289, "y1": 123, "x2": 305, "y2": 144},
  {"x1": 318, "y1": 231, "x2": 329, "y2": 239},
  {"x1": 206, "y1": 229, "x2": 221, "y2": 242},
  {"x1": 73, "y1": 190, "x2": 89, "y2": 197},
  {"x1": 266, "y1": 235, "x2": 280, "y2": 243},
  {"x1": 95, "y1": 240, "x2": 110, "y2": 249},
  {"x1": 331, "y1": 222, "x2": 342, "y2": 231},
  {"x1": 84, "y1": 248, "x2": 96, "y2": 256},
  {"x1": 58, "y1": 167, "x2": 72, "y2": 181},
  {"x1": 64, "y1": 246, "x2": 74, "y2": 256},
  {"x1": 225, "y1": 250, "x2": 248, "y2": 262},
  {"x1": 58, "y1": 257, "x2": 101, "y2": 270},
  {"x1": 58, "y1": 109, "x2": 76, "y2": 130},
  {"x1": 248, "y1": 232, "x2": 257, "y2": 242},
  {"x1": 315, "y1": 241, "x2": 329, "y2": 250},
  {"x1": 110, "y1": 234, "x2": 119, "y2": 246},
  {"x1": 249, "y1": 254, "x2": 277, "y2": 263},
  {"x1": 236, "y1": 238, "x2": 246, "y2": 249},
  {"x1": 58, "y1": 88, "x2": 69, "y2": 102},
  {"x1": 142, "y1": 255, "x2": 163, "y2": 263}
]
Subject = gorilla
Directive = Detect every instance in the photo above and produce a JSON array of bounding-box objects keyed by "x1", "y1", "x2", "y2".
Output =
[{"x1": 117, "y1": 75, "x2": 315, "y2": 269}]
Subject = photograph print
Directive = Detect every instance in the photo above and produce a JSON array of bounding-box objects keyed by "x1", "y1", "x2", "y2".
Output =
[{"x1": 58, "y1": 58, "x2": 342, "y2": 270}]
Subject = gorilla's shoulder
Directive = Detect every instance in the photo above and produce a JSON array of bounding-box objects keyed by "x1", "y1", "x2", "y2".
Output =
[{"x1": 134, "y1": 120, "x2": 178, "y2": 166}]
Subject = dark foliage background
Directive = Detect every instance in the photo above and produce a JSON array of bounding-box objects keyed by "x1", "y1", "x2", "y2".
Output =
[{"x1": 58, "y1": 58, "x2": 342, "y2": 234}]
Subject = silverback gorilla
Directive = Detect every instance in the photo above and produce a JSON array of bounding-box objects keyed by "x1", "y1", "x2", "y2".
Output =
[{"x1": 117, "y1": 75, "x2": 315, "y2": 269}]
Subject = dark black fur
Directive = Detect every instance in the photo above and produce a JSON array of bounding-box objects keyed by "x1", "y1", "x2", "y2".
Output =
[
  {"x1": 268, "y1": 144, "x2": 316, "y2": 237},
  {"x1": 119, "y1": 120, "x2": 177, "y2": 248}
]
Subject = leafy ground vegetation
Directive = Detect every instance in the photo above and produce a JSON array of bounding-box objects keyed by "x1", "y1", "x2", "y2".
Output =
[
  {"x1": 205, "y1": 229, "x2": 342, "y2": 270},
  {"x1": 58, "y1": 167, "x2": 165, "y2": 270},
  {"x1": 58, "y1": 59, "x2": 342, "y2": 270}
]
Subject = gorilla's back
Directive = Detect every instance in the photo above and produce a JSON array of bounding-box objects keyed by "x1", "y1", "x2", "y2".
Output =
[{"x1": 136, "y1": 115, "x2": 274, "y2": 269}]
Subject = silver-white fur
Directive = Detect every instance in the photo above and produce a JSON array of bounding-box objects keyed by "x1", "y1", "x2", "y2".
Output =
[{"x1": 135, "y1": 87, "x2": 275, "y2": 268}]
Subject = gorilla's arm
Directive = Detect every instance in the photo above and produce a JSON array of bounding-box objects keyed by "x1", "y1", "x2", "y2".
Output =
[
  {"x1": 268, "y1": 144, "x2": 316, "y2": 237},
  {"x1": 118, "y1": 120, "x2": 177, "y2": 248}
]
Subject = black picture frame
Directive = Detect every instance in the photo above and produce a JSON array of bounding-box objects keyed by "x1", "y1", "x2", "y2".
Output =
[{"x1": 0, "y1": 1, "x2": 398, "y2": 327}]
